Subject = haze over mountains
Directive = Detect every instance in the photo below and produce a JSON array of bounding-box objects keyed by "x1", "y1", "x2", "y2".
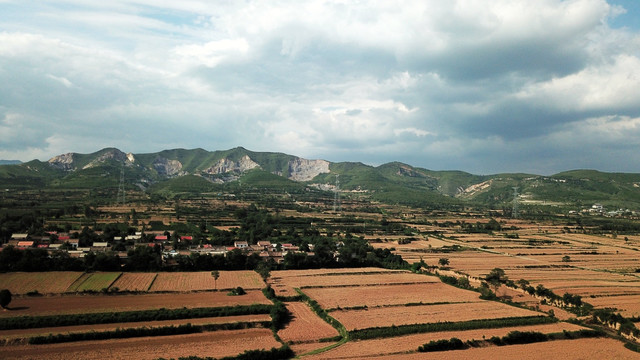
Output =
[{"x1": 2, "y1": 147, "x2": 640, "y2": 210}]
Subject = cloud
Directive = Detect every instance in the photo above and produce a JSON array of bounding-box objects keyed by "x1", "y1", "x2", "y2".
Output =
[{"x1": 0, "y1": 0, "x2": 639, "y2": 175}]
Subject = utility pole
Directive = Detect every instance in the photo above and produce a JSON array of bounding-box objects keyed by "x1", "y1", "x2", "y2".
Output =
[
  {"x1": 511, "y1": 187, "x2": 519, "y2": 218},
  {"x1": 117, "y1": 164, "x2": 126, "y2": 205},
  {"x1": 333, "y1": 174, "x2": 341, "y2": 213}
]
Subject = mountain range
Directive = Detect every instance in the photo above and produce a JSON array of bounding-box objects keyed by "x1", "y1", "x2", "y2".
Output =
[{"x1": 2, "y1": 147, "x2": 640, "y2": 210}]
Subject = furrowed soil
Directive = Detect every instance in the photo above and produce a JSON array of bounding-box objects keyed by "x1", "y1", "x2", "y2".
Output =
[
  {"x1": 277, "y1": 302, "x2": 339, "y2": 343},
  {"x1": 336, "y1": 338, "x2": 640, "y2": 360},
  {"x1": 303, "y1": 322, "x2": 589, "y2": 359},
  {"x1": 0, "y1": 314, "x2": 271, "y2": 341},
  {"x1": 0, "y1": 328, "x2": 281, "y2": 360},
  {"x1": 332, "y1": 301, "x2": 543, "y2": 330},
  {"x1": 303, "y1": 283, "x2": 481, "y2": 309},
  {"x1": 0, "y1": 291, "x2": 270, "y2": 318}
]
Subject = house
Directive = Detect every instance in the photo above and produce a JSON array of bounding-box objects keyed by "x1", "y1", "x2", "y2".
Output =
[
  {"x1": 11, "y1": 233, "x2": 28, "y2": 240},
  {"x1": 155, "y1": 235, "x2": 168, "y2": 242},
  {"x1": 180, "y1": 236, "x2": 193, "y2": 242},
  {"x1": 234, "y1": 241, "x2": 249, "y2": 249},
  {"x1": 17, "y1": 241, "x2": 34, "y2": 248},
  {"x1": 91, "y1": 242, "x2": 109, "y2": 252},
  {"x1": 257, "y1": 241, "x2": 271, "y2": 249},
  {"x1": 67, "y1": 239, "x2": 80, "y2": 249}
]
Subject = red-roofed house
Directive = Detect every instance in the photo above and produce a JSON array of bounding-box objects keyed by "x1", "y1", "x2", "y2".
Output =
[
  {"x1": 155, "y1": 235, "x2": 168, "y2": 241},
  {"x1": 180, "y1": 236, "x2": 193, "y2": 241},
  {"x1": 17, "y1": 241, "x2": 34, "y2": 248}
]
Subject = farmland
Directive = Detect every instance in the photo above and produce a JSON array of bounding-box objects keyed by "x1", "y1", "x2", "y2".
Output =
[{"x1": 2, "y1": 183, "x2": 640, "y2": 358}]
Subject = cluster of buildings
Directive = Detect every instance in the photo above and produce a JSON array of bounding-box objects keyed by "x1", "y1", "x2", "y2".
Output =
[{"x1": 3, "y1": 231, "x2": 313, "y2": 264}]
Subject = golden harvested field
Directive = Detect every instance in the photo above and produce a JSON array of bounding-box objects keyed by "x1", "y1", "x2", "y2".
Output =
[
  {"x1": 0, "y1": 291, "x2": 270, "y2": 318},
  {"x1": 303, "y1": 283, "x2": 481, "y2": 309},
  {"x1": 0, "y1": 272, "x2": 83, "y2": 294},
  {"x1": 0, "y1": 314, "x2": 271, "y2": 341},
  {"x1": 332, "y1": 302, "x2": 543, "y2": 330},
  {"x1": 273, "y1": 272, "x2": 440, "y2": 289},
  {"x1": 277, "y1": 302, "x2": 339, "y2": 343},
  {"x1": 340, "y1": 338, "x2": 640, "y2": 360},
  {"x1": 272, "y1": 268, "x2": 406, "y2": 277},
  {"x1": 149, "y1": 271, "x2": 264, "y2": 292},
  {"x1": 270, "y1": 268, "x2": 409, "y2": 297},
  {"x1": 110, "y1": 272, "x2": 157, "y2": 291},
  {"x1": 304, "y1": 322, "x2": 588, "y2": 359},
  {"x1": 0, "y1": 328, "x2": 281, "y2": 360},
  {"x1": 587, "y1": 294, "x2": 640, "y2": 317}
]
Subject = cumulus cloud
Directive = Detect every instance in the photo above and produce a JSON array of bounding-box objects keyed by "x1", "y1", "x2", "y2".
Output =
[{"x1": 0, "y1": 0, "x2": 638, "y2": 174}]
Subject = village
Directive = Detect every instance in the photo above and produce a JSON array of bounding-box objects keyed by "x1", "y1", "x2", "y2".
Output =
[{"x1": 4, "y1": 230, "x2": 315, "y2": 265}]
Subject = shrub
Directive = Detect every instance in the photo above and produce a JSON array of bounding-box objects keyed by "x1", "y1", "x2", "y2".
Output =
[
  {"x1": 418, "y1": 337, "x2": 466, "y2": 352},
  {"x1": 0, "y1": 289, "x2": 11, "y2": 309}
]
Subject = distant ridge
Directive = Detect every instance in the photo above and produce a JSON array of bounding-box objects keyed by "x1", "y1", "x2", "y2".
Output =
[
  {"x1": 0, "y1": 160, "x2": 21, "y2": 165},
  {"x1": 1, "y1": 147, "x2": 640, "y2": 209}
]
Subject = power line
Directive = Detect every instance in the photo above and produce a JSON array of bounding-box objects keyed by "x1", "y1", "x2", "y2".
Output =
[
  {"x1": 117, "y1": 164, "x2": 126, "y2": 205},
  {"x1": 333, "y1": 174, "x2": 340, "y2": 212},
  {"x1": 511, "y1": 187, "x2": 519, "y2": 218}
]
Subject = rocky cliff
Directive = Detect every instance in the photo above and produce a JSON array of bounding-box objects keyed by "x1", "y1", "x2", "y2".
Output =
[{"x1": 287, "y1": 158, "x2": 330, "y2": 181}]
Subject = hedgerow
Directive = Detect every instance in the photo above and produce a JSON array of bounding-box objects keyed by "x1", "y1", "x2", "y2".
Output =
[
  {"x1": 350, "y1": 316, "x2": 556, "y2": 340},
  {"x1": 0, "y1": 304, "x2": 272, "y2": 330},
  {"x1": 29, "y1": 322, "x2": 270, "y2": 345}
]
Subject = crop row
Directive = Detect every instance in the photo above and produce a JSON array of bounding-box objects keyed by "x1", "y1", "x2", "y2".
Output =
[
  {"x1": 349, "y1": 315, "x2": 557, "y2": 340},
  {"x1": 28, "y1": 321, "x2": 271, "y2": 345},
  {"x1": 0, "y1": 304, "x2": 273, "y2": 330},
  {"x1": 158, "y1": 345, "x2": 294, "y2": 360},
  {"x1": 417, "y1": 329, "x2": 604, "y2": 353}
]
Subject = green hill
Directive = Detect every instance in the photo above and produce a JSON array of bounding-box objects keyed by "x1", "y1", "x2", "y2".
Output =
[{"x1": 2, "y1": 147, "x2": 640, "y2": 210}]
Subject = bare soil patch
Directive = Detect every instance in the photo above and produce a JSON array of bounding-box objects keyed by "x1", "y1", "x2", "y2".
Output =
[
  {"x1": 0, "y1": 328, "x2": 280, "y2": 360},
  {"x1": 305, "y1": 322, "x2": 588, "y2": 359},
  {"x1": 303, "y1": 283, "x2": 481, "y2": 309},
  {"x1": 331, "y1": 301, "x2": 543, "y2": 331},
  {"x1": 277, "y1": 302, "x2": 338, "y2": 343},
  {"x1": 0, "y1": 291, "x2": 270, "y2": 318}
]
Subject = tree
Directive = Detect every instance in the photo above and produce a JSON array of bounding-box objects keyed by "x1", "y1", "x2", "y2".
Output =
[
  {"x1": 255, "y1": 261, "x2": 271, "y2": 282},
  {"x1": 0, "y1": 289, "x2": 11, "y2": 309},
  {"x1": 485, "y1": 268, "x2": 508, "y2": 294},
  {"x1": 211, "y1": 270, "x2": 220, "y2": 290},
  {"x1": 562, "y1": 255, "x2": 571, "y2": 262},
  {"x1": 438, "y1": 258, "x2": 450, "y2": 267}
]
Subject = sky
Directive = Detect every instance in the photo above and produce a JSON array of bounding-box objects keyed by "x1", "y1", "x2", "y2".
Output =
[{"x1": 1, "y1": 0, "x2": 640, "y2": 175}]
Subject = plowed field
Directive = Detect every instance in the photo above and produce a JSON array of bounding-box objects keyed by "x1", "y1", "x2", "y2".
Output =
[
  {"x1": 304, "y1": 322, "x2": 588, "y2": 359},
  {"x1": 0, "y1": 272, "x2": 83, "y2": 294},
  {"x1": 149, "y1": 271, "x2": 263, "y2": 292},
  {"x1": 277, "y1": 302, "x2": 338, "y2": 343},
  {"x1": 0, "y1": 328, "x2": 280, "y2": 360},
  {"x1": 336, "y1": 338, "x2": 640, "y2": 360},
  {"x1": 0, "y1": 314, "x2": 271, "y2": 341},
  {"x1": 110, "y1": 273, "x2": 157, "y2": 291},
  {"x1": 303, "y1": 283, "x2": 481, "y2": 309},
  {"x1": 332, "y1": 302, "x2": 543, "y2": 330},
  {"x1": 0, "y1": 291, "x2": 270, "y2": 318}
]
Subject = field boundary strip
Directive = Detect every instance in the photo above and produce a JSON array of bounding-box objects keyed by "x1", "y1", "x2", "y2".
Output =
[
  {"x1": 349, "y1": 315, "x2": 558, "y2": 340},
  {"x1": 65, "y1": 273, "x2": 92, "y2": 292},
  {"x1": 146, "y1": 273, "x2": 158, "y2": 291},
  {"x1": 294, "y1": 288, "x2": 350, "y2": 356},
  {"x1": 106, "y1": 272, "x2": 123, "y2": 289},
  {"x1": 0, "y1": 304, "x2": 274, "y2": 330}
]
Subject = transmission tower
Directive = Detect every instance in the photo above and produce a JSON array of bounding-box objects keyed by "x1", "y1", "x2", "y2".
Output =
[
  {"x1": 116, "y1": 164, "x2": 126, "y2": 205},
  {"x1": 511, "y1": 186, "x2": 519, "y2": 218},
  {"x1": 333, "y1": 174, "x2": 341, "y2": 213}
]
